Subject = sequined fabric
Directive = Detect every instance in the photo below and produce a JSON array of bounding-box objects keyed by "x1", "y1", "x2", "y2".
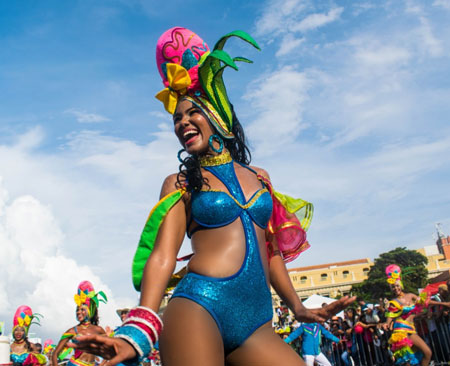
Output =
[
  {"x1": 11, "y1": 352, "x2": 29, "y2": 365},
  {"x1": 172, "y1": 161, "x2": 273, "y2": 354}
]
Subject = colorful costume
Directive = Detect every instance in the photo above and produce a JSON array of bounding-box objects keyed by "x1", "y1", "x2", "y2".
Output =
[
  {"x1": 284, "y1": 323, "x2": 339, "y2": 366},
  {"x1": 60, "y1": 281, "x2": 107, "y2": 366},
  {"x1": 385, "y1": 264, "x2": 427, "y2": 365},
  {"x1": 10, "y1": 306, "x2": 43, "y2": 366},
  {"x1": 128, "y1": 27, "x2": 313, "y2": 356}
]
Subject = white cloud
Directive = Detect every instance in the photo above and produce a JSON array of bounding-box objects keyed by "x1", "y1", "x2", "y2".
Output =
[
  {"x1": 0, "y1": 126, "x2": 188, "y2": 339},
  {"x1": 65, "y1": 109, "x2": 111, "y2": 123},
  {"x1": 291, "y1": 7, "x2": 344, "y2": 32},
  {"x1": 0, "y1": 186, "x2": 130, "y2": 339},
  {"x1": 276, "y1": 34, "x2": 305, "y2": 57},
  {"x1": 252, "y1": 133, "x2": 450, "y2": 266},
  {"x1": 254, "y1": 0, "x2": 306, "y2": 36},
  {"x1": 355, "y1": 45, "x2": 411, "y2": 67},
  {"x1": 415, "y1": 16, "x2": 443, "y2": 57},
  {"x1": 433, "y1": 0, "x2": 450, "y2": 9},
  {"x1": 244, "y1": 66, "x2": 310, "y2": 155}
]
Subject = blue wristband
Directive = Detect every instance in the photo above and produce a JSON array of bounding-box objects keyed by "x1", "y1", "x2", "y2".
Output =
[{"x1": 115, "y1": 325, "x2": 152, "y2": 364}]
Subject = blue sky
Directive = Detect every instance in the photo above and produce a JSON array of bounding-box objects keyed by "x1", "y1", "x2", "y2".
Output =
[{"x1": 1, "y1": 0, "x2": 450, "y2": 340}]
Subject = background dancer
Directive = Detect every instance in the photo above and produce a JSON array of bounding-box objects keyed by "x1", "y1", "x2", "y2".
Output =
[
  {"x1": 284, "y1": 322, "x2": 339, "y2": 366},
  {"x1": 70, "y1": 27, "x2": 354, "y2": 366},
  {"x1": 10, "y1": 305, "x2": 42, "y2": 366},
  {"x1": 52, "y1": 281, "x2": 106, "y2": 366},
  {"x1": 384, "y1": 264, "x2": 450, "y2": 366}
]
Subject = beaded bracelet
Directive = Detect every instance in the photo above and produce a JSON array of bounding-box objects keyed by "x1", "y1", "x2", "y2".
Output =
[{"x1": 114, "y1": 306, "x2": 163, "y2": 366}]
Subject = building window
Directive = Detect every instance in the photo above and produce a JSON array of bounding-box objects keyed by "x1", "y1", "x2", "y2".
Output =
[
  {"x1": 321, "y1": 273, "x2": 328, "y2": 281},
  {"x1": 343, "y1": 270, "x2": 349, "y2": 278},
  {"x1": 363, "y1": 267, "x2": 370, "y2": 274},
  {"x1": 292, "y1": 275, "x2": 298, "y2": 282},
  {"x1": 300, "y1": 276, "x2": 307, "y2": 284}
]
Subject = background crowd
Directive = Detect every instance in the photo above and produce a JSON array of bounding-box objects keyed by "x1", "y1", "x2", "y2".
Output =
[{"x1": 274, "y1": 283, "x2": 450, "y2": 366}]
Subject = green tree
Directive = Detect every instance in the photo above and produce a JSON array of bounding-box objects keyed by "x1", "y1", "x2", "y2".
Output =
[{"x1": 352, "y1": 247, "x2": 428, "y2": 302}]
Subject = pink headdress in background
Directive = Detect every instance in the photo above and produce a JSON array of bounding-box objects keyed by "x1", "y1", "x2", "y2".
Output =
[
  {"x1": 43, "y1": 339, "x2": 54, "y2": 355},
  {"x1": 386, "y1": 264, "x2": 403, "y2": 288},
  {"x1": 13, "y1": 305, "x2": 42, "y2": 335}
]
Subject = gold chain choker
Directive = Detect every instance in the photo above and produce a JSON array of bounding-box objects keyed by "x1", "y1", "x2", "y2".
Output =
[{"x1": 199, "y1": 150, "x2": 232, "y2": 167}]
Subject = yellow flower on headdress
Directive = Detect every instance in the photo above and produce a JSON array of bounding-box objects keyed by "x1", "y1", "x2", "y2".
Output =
[
  {"x1": 155, "y1": 63, "x2": 192, "y2": 114},
  {"x1": 74, "y1": 292, "x2": 88, "y2": 306},
  {"x1": 391, "y1": 272, "x2": 399, "y2": 279},
  {"x1": 387, "y1": 278, "x2": 396, "y2": 284},
  {"x1": 17, "y1": 318, "x2": 24, "y2": 327}
]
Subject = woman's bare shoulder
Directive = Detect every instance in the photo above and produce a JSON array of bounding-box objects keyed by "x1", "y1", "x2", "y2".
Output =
[
  {"x1": 249, "y1": 165, "x2": 271, "y2": 180},
  {"x1": 160, "y1": 173, "x2": 182, "y2": 198}
]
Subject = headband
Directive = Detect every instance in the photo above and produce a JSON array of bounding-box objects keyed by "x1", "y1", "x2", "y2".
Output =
[{"x1": 155, "y1": 27, "x2": 260, "y2": 139}]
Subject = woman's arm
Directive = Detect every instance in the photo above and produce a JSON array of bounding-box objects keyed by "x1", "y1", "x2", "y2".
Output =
[
  {"x1": 382, "y1": 316, "x2": 394, "y2": 331},
  {"x1": 51, "y1": 334, "x2": 71, "y2": 366},
  {"x1": 139, "y1": 175, "x2": 186, "y2": 311},
  {"x1": 258, "y1": 167, "x2": 354, "y2": 321},
  {"x1": 68, "y1": 175, "x2": 186, "y2": 365},
  {"x1": 268, "y1": 249, "x2": 321, "y2": 322}
]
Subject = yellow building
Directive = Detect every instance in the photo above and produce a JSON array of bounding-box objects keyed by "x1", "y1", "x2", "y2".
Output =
[
  {"x1": 417, "y1": 242, "x2": 450, "y2": 278},
  {"x1": 272, "y1": 240, "x2": 450, "y2": 306},
  {"x1": 274, "y1": 258, "x2": 373, "y2": 302}
]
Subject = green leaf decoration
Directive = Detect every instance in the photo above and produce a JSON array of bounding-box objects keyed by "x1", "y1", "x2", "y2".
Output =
[
  {"x1": 213, "y1": 30, "x2": 261, "y2": 52},
  {"x1": 233, "y1": 56, "x2": 253, "y2": 64},
  {"x1": 198, "y1": 30, "x2": 260, "y2": 133},
  {"x1": 97, "y1": 291, "x2": 108, "y2": 303},
  {"x1": 209, "y1": 50, "x2": 238, "y2": 70},
  {"x1": 212, "y1": 65, "x2": 234, "y2": 125},
  {"x1": 92, "y1": 296, "x2": 99, "y2": 308}
]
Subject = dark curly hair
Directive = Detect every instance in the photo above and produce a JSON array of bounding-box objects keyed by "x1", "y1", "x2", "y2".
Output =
[{"x1": 176, "y1": 105, "x2": 251, "y2": 192}]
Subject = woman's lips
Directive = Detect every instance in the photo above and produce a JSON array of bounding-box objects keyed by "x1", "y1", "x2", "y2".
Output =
[{"x1": 185, "y1": 134, "x2": 199, "y2": 146}]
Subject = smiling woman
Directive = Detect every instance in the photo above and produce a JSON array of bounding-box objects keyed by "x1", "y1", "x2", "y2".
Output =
[
  {"x1": 52, "y1": 281, "x2": 106, "y2": 366},
  {"x1": 10, "y1": 305, "x2": 43, "y2": 366},
  {"x1": 69, "y1": 26, "x2": 355, "y2": 366}
]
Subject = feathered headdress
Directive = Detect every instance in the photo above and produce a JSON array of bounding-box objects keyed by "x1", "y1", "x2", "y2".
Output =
[
  {"x1": 74, "y1": 281, "x2": 107, "y2": 320},
  {"x1": 13, "y1": 305, "x2": 42, "y2": 335},
  {"x1": 155, "y1": 27, "x2": 260, "y2": 139},
  {"x1": 385, "y1": 264, "x2": 403, "y2": 288}
]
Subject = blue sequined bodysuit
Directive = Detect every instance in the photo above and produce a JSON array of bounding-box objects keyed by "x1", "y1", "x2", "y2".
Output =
[
  {"x1": 171, "y1": 161, "x2": 273, "y2": 354},
  {"x1": 10, "y1": 351, "x2": 29, "y2": 365}
]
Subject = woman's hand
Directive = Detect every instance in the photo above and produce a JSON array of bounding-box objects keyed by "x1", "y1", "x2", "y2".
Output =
[
  {"x1": 68, "y1": 335, "x2": 137, "y2": 366},
  {"x1": 295, "y1": 296, "x2": 356, "y2": 323},
  {"x1": 294, "y1": 306, "x2": 329, "y2": 323},
  {"x1": 311, "y1": 296, "x2": 356, "y2": 322}
]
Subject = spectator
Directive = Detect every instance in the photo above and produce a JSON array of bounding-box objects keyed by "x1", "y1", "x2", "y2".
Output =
[{"x1": 284, "y1": 323, "x2": 339, "y2": 366}]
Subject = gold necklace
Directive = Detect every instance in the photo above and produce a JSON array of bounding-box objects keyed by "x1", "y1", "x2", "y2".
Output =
[{"x1": 199, "y1": 150, "x2": 232, "y2": 167}]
